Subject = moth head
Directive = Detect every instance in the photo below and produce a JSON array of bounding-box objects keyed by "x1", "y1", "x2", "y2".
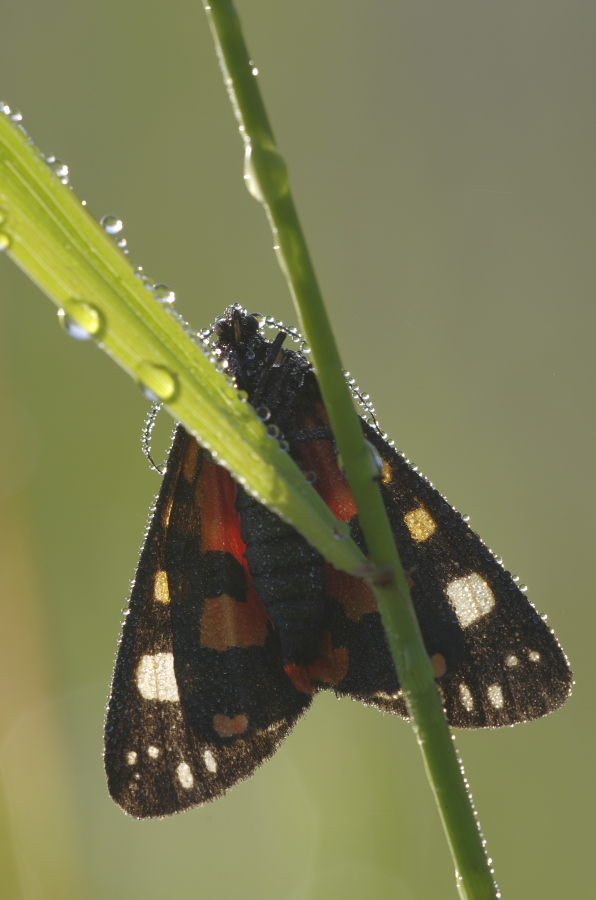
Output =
[{"x1": 214, "y1": 307, "x2": 261, "y2": 346}]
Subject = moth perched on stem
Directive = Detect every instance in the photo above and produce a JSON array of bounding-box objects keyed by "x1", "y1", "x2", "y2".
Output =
[{"x1": 105, "y1": 307, "x2": 572, "y2": 818}]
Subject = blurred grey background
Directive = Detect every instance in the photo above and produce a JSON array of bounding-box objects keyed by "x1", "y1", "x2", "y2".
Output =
[{"x1": 0, "y1": 1, "x2": 593, "y2": 897}]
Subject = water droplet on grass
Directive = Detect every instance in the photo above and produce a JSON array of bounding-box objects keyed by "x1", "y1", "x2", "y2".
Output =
[
  {"x1": 100, "y1": 214, "x2": 123, "y2": 235},
  {"x1": 45, "y1": 156, "x2": 69, "y2": 183},
  {"x1": 137, "y1": 362, "x2": 178, "y2": 402},
  {"x1": 57, "y1": 300, "x2": 103, "y2": 340},
  {"x1": 153, "y1": 284, "x2": 175, "y2": 305}
]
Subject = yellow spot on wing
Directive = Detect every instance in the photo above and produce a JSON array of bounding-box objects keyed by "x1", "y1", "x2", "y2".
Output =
[
  {"x1": 404, "y1": 507, "x2": 437, "y2": 542},
  {"x1": 154, "y1": 570, "x2": 170, "y2": 604}
]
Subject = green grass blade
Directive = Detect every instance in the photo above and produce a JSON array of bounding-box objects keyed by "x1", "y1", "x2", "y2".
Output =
[{"x1": 0, "y1": 110, "x2": 364, "y2": 576}]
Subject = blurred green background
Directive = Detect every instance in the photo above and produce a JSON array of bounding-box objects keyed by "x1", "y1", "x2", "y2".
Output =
[{"x1": 0, "y1": 1, "x2": 593, "y2": 897}]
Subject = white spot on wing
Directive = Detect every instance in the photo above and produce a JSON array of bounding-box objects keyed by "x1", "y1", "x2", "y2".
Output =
[
  {"x1": 446, "y1": 574, "x2": 495, "y2": 628},
  {"x1": 126, "y1": 751, "x2": 137, "y2": 765},
  {"x1": 147, "y1": 745, "x2": 160, "y2": 759},
  {"x1": 487, "y1": 684, "x2": 504, "y2": 708},
  {"x1": 528, "y1": 650, "x2": 541, "y2": 662},
  {"x1": 459, "y1": 683, "x2": 474, "y2": 711},
  {"x1": 177, "y1": 762, "x2": 194, "y2": 789},
  {"x1": 136, "y1": 653, "x2": 180, "y2": 702},
  {"x1": 505, "y1": 655, "x2": 518, "y2": 667},
  {"x1": 203, "y1": 749, "x2": 217, "y2": 773}
]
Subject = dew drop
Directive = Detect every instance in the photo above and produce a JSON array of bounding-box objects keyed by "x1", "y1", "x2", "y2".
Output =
[
  {"x1": 153, "y1": 283, "x2": 176, "y2": 305},
  {"x1": 237, "y1": 390, "x2": 249, "y2": 403},
  {"x1": 519, "y1": 584, "x2": 528, "y2": 593},
  {"x1": 58, "y1": 300, "x2": 103, "y2": 340},
  {"x1": 305, "y1": 471, "x2": 317, "y2": 484},
  {"x1": 100, "y1": 214, "x2": 123, "y2": 235},
  {"x1": 45, "y1": 156, "x2": 69, "y2": 184},
  {"x1": 266, "y1": 424, "x2": 280, "y2": 438},
  {"x1": 137, "y1": 362, "x2": 178, "y2": 402},
  {"x1": 10, "y1": 110, "x2": 23, "y2": 123},
  {"x1": 0, "y1": 234, "x2": 10, "y2": 252},
  {"x1": 58, "y1": 309, "x2": 92, "y2": 341},
  {"x1": 243, "y1": 143, "x2": 289, "y2": 204},
  {"x1": 116, "y1": 237, "x2": 127, "y2": 249},
  {"x1": 332, "y1": 528, "x2": 347, "y2": 541},
  {"x1": 0, "y1": 102, "x2": 11, "y2": 115},
  {"x1": 278, "y1": 439, "x2": 290, "y2": 452},
  {"x1": 256, "y1": 406, "x2": 271, "y2": 421}
]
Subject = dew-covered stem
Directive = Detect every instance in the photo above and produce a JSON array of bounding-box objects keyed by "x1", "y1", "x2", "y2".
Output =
[{"x1": 202, "y1": 2, "x2": 499, "y2": 897}]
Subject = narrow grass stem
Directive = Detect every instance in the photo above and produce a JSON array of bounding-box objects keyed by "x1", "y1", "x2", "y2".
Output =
[{"x1": 203, "y1": 3, "x2": 498, "y2": 897}]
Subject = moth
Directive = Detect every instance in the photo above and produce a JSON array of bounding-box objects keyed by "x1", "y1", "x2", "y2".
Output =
[{"x1": 105, "y1": 306, "x2": 572, "y2": 817}]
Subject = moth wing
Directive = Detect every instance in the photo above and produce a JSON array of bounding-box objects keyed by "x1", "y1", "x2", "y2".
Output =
[
  {"x1": 105, "y1": 426, "x2": 311, "y2": 818},
  {"x1": 295, "y1": 416, "x2": 572, "y2": 727}
]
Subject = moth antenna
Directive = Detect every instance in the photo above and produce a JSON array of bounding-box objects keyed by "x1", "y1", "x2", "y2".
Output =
[
  {"x1": 251, "y1": 331, "x2": 288, "y2": 406},
  {"x1": 142, "y1": 403, "x2": 166, "y2": 474}
]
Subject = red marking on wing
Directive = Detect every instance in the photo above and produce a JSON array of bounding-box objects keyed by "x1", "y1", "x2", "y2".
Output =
[
  {"x1": 213, "y1": 713, "x2": 249, "y2": 737},
  {"x1": 196, "y1": 457, "x2": 246, "y2": 558},
  {"x1": 325, "y1": 564, "x2": 377, "y2": 621},
  {"x1": 200, "y1": 592, "x2": 268, "y2": 650},
  {"x1": 284, "y1": 663, "x2": 316, "y2": 696},
  {"x1": 300, "y1": 439, "x2": 358, "y2": 522},
  {"x1": 196, "y1": 457, "x2": 269, "y2": 650},
  {"x1": 431, "y1": 653, "x2": 447, "y2": 678},
  {"x1": 284, "y1": 632, "x2": 349, "y2": 694}
]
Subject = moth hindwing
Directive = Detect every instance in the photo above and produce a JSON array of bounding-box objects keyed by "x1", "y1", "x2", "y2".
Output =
[{"x1": 105, "y1": 307, "x2": 572, "y2": 817}]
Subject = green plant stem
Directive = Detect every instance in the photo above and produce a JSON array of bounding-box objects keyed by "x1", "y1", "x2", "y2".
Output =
[
  {"x1": 0, "y1": 111, "x2": 365, "y2": 578},
  {"x1": 203, "y1": 3, "x2": 498, "y2": 898}
]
